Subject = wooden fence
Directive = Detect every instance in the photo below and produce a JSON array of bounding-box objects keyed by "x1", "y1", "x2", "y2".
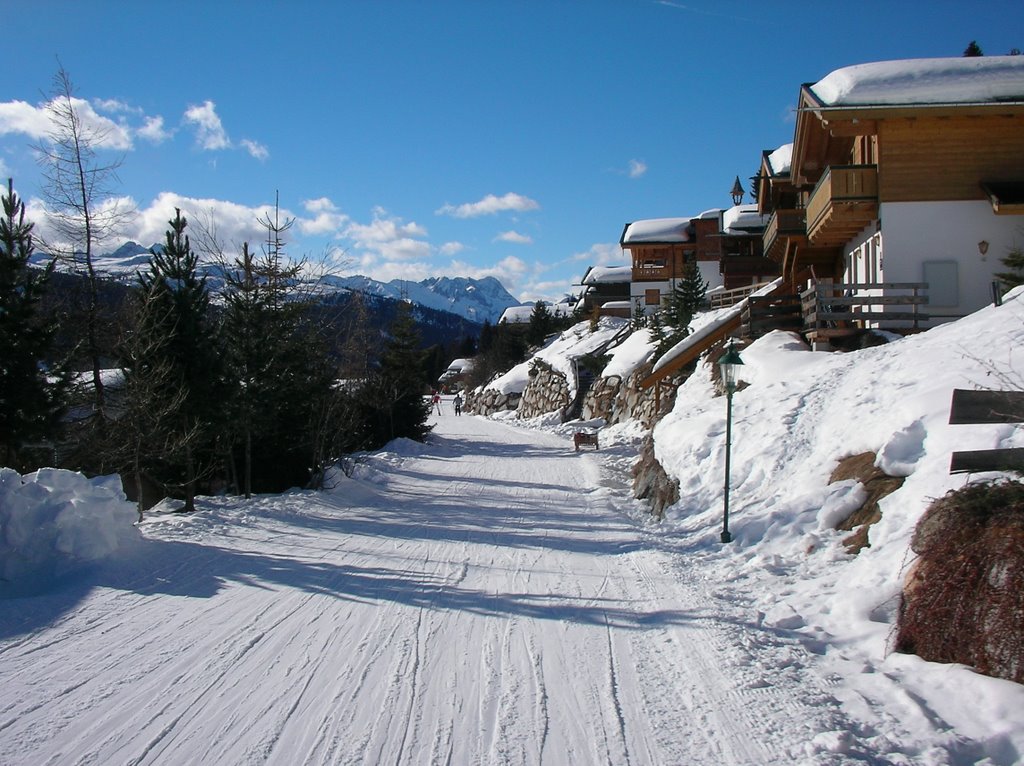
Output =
[{"x1": 801, "y1": 281, "x2": 929, "y2": 339}]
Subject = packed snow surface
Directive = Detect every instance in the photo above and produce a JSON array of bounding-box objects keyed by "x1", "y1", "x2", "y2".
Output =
[
  {"x1": 810, "y1": 55, "x2": 1024, "y2": 107},
  {"x1": 5, "y1": 292, "x2": 1024, "y2": 763}
]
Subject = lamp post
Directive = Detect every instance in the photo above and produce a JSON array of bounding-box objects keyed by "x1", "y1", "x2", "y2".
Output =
[{"x1": 718, "y1": 340, "x2": 744, "y2": 544}]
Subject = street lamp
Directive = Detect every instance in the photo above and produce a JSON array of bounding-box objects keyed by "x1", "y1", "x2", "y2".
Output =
[{"x1": 718, "y1": 339, "x2": 744, "y2": 543}]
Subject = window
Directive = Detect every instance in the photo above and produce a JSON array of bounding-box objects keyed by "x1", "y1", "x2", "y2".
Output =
[{"x1": 645, "y1": 289, "x2": 661, "y2": 306}]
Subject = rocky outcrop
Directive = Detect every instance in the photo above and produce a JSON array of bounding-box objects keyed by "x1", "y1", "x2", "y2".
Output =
[
  {"x1": 632, "y1": 435, "x2": 679, "y2": 519},
  {"x1": 829, "y1": 451, "x2": 904, "y2": 553}
]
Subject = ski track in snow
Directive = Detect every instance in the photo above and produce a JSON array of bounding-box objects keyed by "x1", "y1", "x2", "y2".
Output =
[{"x1": 2, "y1": 413, "x2": 868, "y2": 765}]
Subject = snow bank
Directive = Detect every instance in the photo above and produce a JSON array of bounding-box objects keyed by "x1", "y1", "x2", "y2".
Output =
[
  {"x1": 603, "y1": 327, "x2": 655, "y2": 380},
  {"x1": 654, "y1": 288, "x2": 1024, "y2": 701},
  {"x1": 0, "y1": 468, "x2": 141, "y2": 583}
]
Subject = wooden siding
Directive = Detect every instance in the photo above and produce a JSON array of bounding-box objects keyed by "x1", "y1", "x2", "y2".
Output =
[{"x1": 878, "y1": 114, "x2": 1024, "y2": 202}]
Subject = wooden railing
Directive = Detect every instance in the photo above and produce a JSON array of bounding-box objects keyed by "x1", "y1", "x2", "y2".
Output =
[
  {"x1": 801, "y1": 280, "x2": 928, "y2": 338},
  {"x1": 708, "y1": 281, "x2": 774, "y2": 309},
  {"x1": 805, "y1": 165, "x2": 878, "y2": 241}
]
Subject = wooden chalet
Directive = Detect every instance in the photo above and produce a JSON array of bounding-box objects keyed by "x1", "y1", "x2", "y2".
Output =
[
  {"x1": 717, "y1": 203, "x2": 779, "y2": 289},
  {"x1": 577, "y1": 265, "x2": 632, "y2": 318},
  {"x1": 621, "y1": 217, "x2": 697, "y2": 314},
  {"x1": 757, "y1": 55, "x2": 1024, "y2": 339}
]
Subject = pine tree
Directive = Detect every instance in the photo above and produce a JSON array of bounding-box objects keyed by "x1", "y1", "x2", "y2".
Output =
[
  {"x1": 0, "y1": 179, "x2": 68, "y2": 467},
  {"x1": 526, "y1": 301, "x2": 554, "y2": 346},
  {"x1": 632, "y1": 299, "x2": 648, "y2": 329},
  {"x1": 963, "y1": 40, "x2": 984, "y2": 56},
  {"x1": 356, "y1": 302, "x2": 432, "y2": 447},
  {"x1": 662, "y1": 261, "x2": 708, "y2": 341},
  {"x1": 133, "y1": 209, "x2": 222, "y2": 511},
  {"x1": 647, "y1": 311, "x2": 668, "y2": 355},
  {"x1": 478, "y1": 319, "x2": 495, "y2": 354},
  {"x1": 221, "y1": 240, "x2": 326, "y2": 494},
  {"x1": 995, "y1": 245, "x2": 1024, "y2": 290}
]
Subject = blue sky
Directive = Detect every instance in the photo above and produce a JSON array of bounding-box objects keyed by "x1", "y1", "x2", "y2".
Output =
[{"x1": 2, "y1": 1, "x2": 1023, "y2": 303}]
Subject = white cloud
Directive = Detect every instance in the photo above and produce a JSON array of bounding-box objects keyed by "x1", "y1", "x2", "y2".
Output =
[
  {"x1": 439, "y1": 241, "x2": 465, "y2": 256},
  {"x1": 0, "y1": 100, "x2": 51, "y2": 138},
  {"x1": 355, "y1": 257, "x2": 433, "y2": 284},
  {"x1": 92, "y1": 98, "x2": 141, "y2": 115},
  {"x1": 183, "y1": 100, "x2": 230, "y2": 151},
  {"x1": 447, "y1": 254, "x2": 529, "y2": 285},
  {"x1": 0, "y1": 97, "x2": 133, "y2": 150},
  {"x1": 436, "y1": 192, "x2": 540, "y2": 218},
  {"x1": 298, "y1": 197, "x2": 348, "y2": 236},
  {"x1": 343, "y1": 208, "x2": 431, "y2": 261},
  {"x1": 569, "y1": 242, "x2": 627, "y2": 266},
  {"x1": 517, "y1": 278, "x2": 576, "y2": 304},
  {"x1": 240, "y1": 138, "x2": 269, "y2": 161},
  {"x1": 0, "y1": 157, "x2": 9, "y2": 180},
  {"x1": 628, "y1": 159, "x2": 648, "y2": 178},
  {"x1": 137, "y1": 115, "x2": 173, "y2": 144},
  {"x1": 126, "y1": 192, "x2": 272, "y2": 251},
  {"x1": 495, "y1": 230, "x2": 533, "y2": 245}
]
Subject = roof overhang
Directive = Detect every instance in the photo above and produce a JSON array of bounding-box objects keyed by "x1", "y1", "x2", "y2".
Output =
[{"x1": 982, "y1": 181, "x2": 1024, "y2": 215}]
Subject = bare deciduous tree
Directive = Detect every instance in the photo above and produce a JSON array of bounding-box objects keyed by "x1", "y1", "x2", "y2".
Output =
[{"x1": 34, "y1": 65, "x2": 133, "y2": 418}]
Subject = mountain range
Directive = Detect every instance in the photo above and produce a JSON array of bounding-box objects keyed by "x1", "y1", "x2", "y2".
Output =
[{"x1": 40, "y1": 242, "x2": 522, "y2": 325}]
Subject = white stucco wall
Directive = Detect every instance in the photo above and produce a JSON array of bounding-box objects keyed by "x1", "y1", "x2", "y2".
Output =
[
  {"x1": 698, "y1": 261, "x2": 724, "y2": 291},
  {"x1": 879, "y1": 201, "x2": 1022, "y2": 321},
  {"x1": 631, "y1": 280, "x2": 670, "y2": 315}
]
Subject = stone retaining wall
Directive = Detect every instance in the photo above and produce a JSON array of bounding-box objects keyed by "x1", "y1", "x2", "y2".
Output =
[
  {"x1": 518, "y1": 361, "x2": 571, "y2": 420},
  {"x1": 582, "y1": 363, "x2": 684, "y2": 427}
]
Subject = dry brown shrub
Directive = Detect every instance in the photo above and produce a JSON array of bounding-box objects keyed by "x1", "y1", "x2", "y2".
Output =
[{"x1": 895, "y1": 480, "x2": 1024, "y2": 683}]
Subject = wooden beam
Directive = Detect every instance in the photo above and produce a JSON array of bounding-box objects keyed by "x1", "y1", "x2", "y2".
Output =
[
  {"x1": 949, "y1": 389, "x2": 1024, "y2": 424},
  {"x1": 638, "y1": 313, "x2": 742, "y2": 390},
  {"x1": 950, "y1": 448, "x2": 1024, "y2": 474}
]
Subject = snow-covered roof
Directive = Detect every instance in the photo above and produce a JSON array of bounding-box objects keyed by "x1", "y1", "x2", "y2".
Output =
[
  {"x1": 721, "y1": 204, "x2": 768, "y2": 234},
  {"x1": 766, "y1": 144, "x2": 793, "y2": 176},
  {"x1": 445, "y1": 358, "x2": 473, "y2": 373},
  {"x1": 809, "y1": 55, "x2": 1024, "y2": 108},
  {"x1": 582, "y1": 266, "x2": 632, "y2": 286},
  {"x1": 621, "y1": 218, "x2": 692, "y2": 245},
  {"x1": 696, "y1": 208, "x2": 722, "y2": 220}
]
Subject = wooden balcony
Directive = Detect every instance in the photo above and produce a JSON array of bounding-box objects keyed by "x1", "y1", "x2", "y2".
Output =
[
  {"x1": 763, "y1": 208, "x2": 806, "y2": 261},
  {"x1": 806, "y1": 165, "x2": 878, "y2": 247}
]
